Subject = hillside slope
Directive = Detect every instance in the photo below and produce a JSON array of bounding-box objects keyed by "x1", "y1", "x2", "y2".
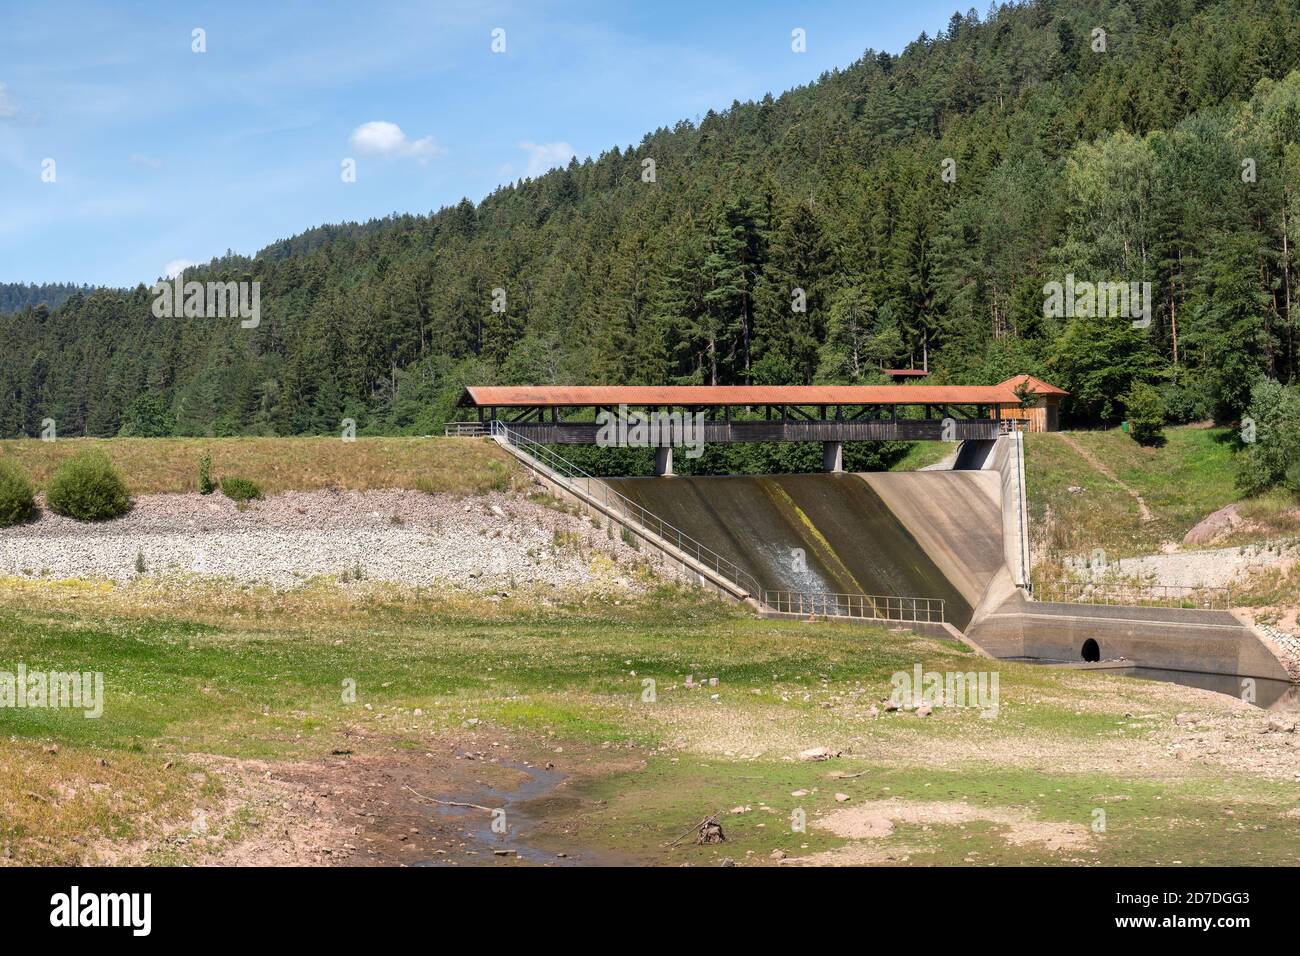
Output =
[
  {"x1": 2, "y1": 0, "x2": 1299, "y2": 439},
  {"x1": 1027, "y1": 425, "x2": 1300, "y2": 558}
]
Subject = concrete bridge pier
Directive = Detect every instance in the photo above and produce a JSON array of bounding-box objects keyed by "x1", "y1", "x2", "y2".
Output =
[
  {"x1": 822, "y1": 440, "x2": 843, "y2": 473},
  {"x1": 654, "y1": 445, "x2": 674, "y2": 477}
]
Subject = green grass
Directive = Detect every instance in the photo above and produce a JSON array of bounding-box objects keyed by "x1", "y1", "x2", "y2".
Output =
[
  {"x1": 570, "y1": 758, "x2": 1299, "y2": 866},
  {"x1": 889, "y1": 441, "x2": 953, "y2": 472},
  {"x1": 1, "y1": 577, "x2": 1295, "y2": 866},
  {"x1": 1027, "y1": 426, "x2": 1263, "y2": 559}
]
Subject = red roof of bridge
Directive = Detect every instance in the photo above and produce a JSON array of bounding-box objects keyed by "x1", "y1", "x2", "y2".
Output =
[{"x1": 458, "y1": 377, "x2": 1066, "y2": 408}]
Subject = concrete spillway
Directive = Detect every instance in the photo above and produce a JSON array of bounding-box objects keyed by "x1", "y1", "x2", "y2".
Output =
[
  {"x1": 606, "y1": 473, "x2": 996, "y2": 629},
  {"x1": 496, "y1": 428, "x2": 1294, "y2": 691}
]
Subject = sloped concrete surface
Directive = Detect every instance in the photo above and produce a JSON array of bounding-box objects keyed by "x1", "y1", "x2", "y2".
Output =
[{"x1": 859, "y1": 471, "x2": 1004, "y2": 610}]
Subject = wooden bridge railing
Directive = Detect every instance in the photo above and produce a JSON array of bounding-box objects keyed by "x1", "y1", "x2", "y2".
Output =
[{"x1": 495, "y1": 418, "x2": 1000, "y2": 445}]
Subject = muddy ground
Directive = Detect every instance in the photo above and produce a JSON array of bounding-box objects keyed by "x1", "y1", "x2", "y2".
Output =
[{"x1": 194, "y1": 730, "x2": 644, "y2": 867}]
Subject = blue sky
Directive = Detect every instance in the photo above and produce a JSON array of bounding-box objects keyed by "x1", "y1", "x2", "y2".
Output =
[{"x1": 0, "y1": 0, "x2": 963, "y2": 287}]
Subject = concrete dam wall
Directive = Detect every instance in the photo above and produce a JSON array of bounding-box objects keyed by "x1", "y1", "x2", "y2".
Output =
[
  {"x1": 497, "y1": 429, "x2": 1292, "y2": 687},
  {"x1": 606, "y1": 472, "x2": 1001, "y2": 629},
  {"x1": 966, "y1": 589, "x2": 1293, "y2": 682}
]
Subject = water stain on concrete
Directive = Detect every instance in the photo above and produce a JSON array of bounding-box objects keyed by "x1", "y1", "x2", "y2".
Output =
[{"x1": 607, "y1": 474, "x2": 974, "y2": 627}]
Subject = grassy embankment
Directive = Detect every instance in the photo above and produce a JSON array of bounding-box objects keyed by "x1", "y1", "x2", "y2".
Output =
[
  {"x1": 0, "y1": 436, "x2": 522, "y2": 497},
  {"x1": 0, "y1": 434, "x2": 966, "y2": 492},
  {"x1": 0, "y1": 580, "x2": 1295, "y2": 867},
  {"x1": 887, "y1": 441, "x2": 953, "y2": 471},
  {"x1": 1026, "y1": 426, "x2": 1300, "y2": 559}
]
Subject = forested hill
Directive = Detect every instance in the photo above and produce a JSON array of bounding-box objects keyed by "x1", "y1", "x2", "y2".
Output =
[
  {"x1": 0, "y1": 283, "x2": 94, "y2": 316},
  {"x1": 3, "y1": 0, "x2": 1300, "y2": 439}
]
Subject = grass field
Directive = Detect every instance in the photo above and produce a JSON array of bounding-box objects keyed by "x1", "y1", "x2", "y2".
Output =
[
  {"x1": 1026, "y1": 426, "x2": 1300, "y2": 559},
  {"x1": 1, "y1": 577, "x2": 1295, "y2": 867},
  {"x1": 0, "y1": 436, "x2": 520, "y2": 497}
]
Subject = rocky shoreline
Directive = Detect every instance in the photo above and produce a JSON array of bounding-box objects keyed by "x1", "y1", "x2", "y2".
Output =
[{"x1": 0, "y1": 489, "x2": 673, "y2": 593}]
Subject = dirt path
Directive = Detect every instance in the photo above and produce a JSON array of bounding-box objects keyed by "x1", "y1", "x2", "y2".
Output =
[{"x1": 1058, "y1": 433, "x2": 1154, "y2": 522}]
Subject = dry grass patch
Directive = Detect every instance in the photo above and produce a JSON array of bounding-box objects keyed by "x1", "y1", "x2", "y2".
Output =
[
  {"x1": 0, "y1": 436, "x2": 521, "y2": 496},
  {"x1": 0, "y1": 575, "x2": 682, "y2": 633},
  {"x1": 0, "y1": 740, "x2": 205, "y2": 865},
  {"x1": 812, "y1": 799, "x2": 1091, "y2": 851}
]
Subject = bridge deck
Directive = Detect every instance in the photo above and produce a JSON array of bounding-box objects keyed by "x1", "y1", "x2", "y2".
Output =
[{"x1": 503, "y1": 418, "x2": 1002, "y2": 444}]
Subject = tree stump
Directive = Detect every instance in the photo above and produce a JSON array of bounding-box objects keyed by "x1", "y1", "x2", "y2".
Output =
[{"x1": 696, "y1": 815, "x2": 726, "y2": 844}]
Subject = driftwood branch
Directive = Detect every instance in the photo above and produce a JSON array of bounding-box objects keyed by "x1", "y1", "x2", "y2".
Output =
[
  {"x1": 664, "y1": 808, "x2": 726, "y2": 848},
  {"x1": 402, "y1": 784, "x2": 496, "y2": 813}
]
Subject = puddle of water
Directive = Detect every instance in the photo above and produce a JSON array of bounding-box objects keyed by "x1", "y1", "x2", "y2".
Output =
[
  {"x1": 412, "y1": 759, "x2": 592, "y2": 866},
  {"x1": 1009, "y1": 657, "x2": 1300, "y2": 711},
  {"x1": 1120, "y1": 666, "x2": 1300, "y2": 712}
]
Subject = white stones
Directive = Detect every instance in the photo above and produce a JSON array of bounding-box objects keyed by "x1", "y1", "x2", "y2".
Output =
[
  {"x1": 0, "y1": 488, "x2": 675, "y2": 594},
  {"x1": 798, "y1": 746, "x2": 839, "y2": 762}
]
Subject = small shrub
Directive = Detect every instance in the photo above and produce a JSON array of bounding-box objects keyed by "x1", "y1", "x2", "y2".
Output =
[
  {"x1": 220, "y1": 476, "x2": 263, "y2": 502},
  {"x1": 1122, "y1": 383, "x2": 1166, "y2": 447},
  {"x1": 135, "y1": 550, "x2": 147, "y2": 574},
  {"x1": 1285, "y1": 460, "x2": 1300, "y2": 497},
  {"x1": 198, "y1": 456, "x2": 215, "y2": 495},
  {"x1": 1160, "y1": 381, "x2": 1211, "y2": 425},
  {"x1": 0, "y1": 458, "x2": 37, "y2": 527},
  {"x1": 1236, "y1": 378, "x2": 1300, "y2": 494},
  {"x1": 45, "y1": 451, "x2": 131, "y2": 521}
]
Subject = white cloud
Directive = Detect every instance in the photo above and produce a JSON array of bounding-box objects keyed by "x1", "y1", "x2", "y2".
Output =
[
  {"x1": 348, "y1": 120, "x2": 445, "y2": 162},
  {"x1": 0, "y1": 82, "x2": 20, "y2": 119},
  {"x1": 518, "y1": 140, "x2": 576, "y2": 178},
  {"x1": 130, "y1": 154, "x2": 162, "y2": 170},
  {"x1": 163, "y1": 258, "x2": 196, "y2": 279}
]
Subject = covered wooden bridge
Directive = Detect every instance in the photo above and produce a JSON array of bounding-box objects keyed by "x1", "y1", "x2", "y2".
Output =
[{"x1": 455, "y1": 377, "x2": 1066, "y2": 473}]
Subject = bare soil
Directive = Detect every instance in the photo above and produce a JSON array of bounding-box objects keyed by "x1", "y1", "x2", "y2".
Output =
[{"x1": 189, "y1": 730, "x2": 638, "y2": 867}]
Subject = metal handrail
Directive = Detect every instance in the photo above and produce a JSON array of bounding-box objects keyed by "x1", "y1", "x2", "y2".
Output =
[
  {"x1": 1013, "y1": 430, "x2": 1029, "y2": 587},
  {"x1": 492, "y1": 420, "x2": 949, "y2": 622},
  {"x1": 490, "y1": 420, "x2": 765, "y2": 598},
  {"x1": 1030, "y1": 579, "x2": 1234, "y2": 609},
  {"x1": 762, "y1": 590, "x2": 945, "y2": 623}
]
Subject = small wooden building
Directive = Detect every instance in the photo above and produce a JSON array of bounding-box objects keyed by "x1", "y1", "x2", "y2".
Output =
[{"x1": 993, "y1": 375, "x2": 1067, "y2": 432}]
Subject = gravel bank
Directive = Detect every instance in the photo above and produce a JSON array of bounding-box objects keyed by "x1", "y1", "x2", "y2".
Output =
[
  {"x1": 1061, "y1": 542, "x2": 1299, "y2": 589},
  {"x1": 0, "y1": 490, "x2": 676, "y2": 592}
]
